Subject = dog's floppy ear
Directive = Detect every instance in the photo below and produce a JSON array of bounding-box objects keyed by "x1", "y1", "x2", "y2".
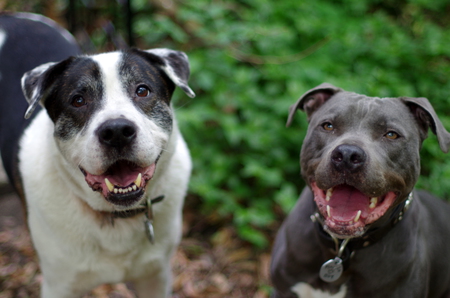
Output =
[
  {"x1": 286, "y1": 82, "x2": 341, "y2": 127},
  {"x1": 134, "y1": 48, "x2": 195, "y2": 98},
  {"x1": 21, "y1": 57, "x2": 75, "y2": 119},
  {"x1": 401, "y1": 97, "x2": 450, "y2": 153}
]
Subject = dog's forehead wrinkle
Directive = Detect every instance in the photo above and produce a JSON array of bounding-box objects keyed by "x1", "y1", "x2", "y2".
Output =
[{"x1": 326, "y1": 95, "x2": 412, "y2": 132}]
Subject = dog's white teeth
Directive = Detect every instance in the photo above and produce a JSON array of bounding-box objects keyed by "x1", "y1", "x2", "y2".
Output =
[
  {"x1": 105, "y1": 178, "x2": 114, "y2": 192},
  {"x1": 134, "y1": 173, "x2": 142, "y2": 188},
  {"x1": 104, "y1": 173, "x2": 143, "y2": 195},
  {"x1": 370, "y1": 197, "x2": 378, "y2": 209},
  {"x1": 106, "y1": 180, "x2": 140, "y2": 194},
  {"x1": 326, "y1": 188, "x2": 333, "y2": 202},
  {"x1": 354, "y1": 210, "x2": 362, "y2": 223},
  {"x1": 326, "y1": 205, "x2": 331, "y2": 217}
]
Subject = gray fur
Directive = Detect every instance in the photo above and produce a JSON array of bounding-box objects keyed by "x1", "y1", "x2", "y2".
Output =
[{"x1": 271, "y1": 83, "x2": 450, "y2": 297}]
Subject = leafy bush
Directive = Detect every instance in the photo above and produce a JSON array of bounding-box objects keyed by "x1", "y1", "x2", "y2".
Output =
[{"x1": 129, "y1": 0, "x2": 450, "y2": 248}]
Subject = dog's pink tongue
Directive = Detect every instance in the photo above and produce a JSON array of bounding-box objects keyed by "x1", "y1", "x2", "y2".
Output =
[
  {"x1": 329, "y1": 185, "x2": 369, "y2": 221},
  {"x1": 106, "y1": 162, "x2": 142, "y2": 186}
]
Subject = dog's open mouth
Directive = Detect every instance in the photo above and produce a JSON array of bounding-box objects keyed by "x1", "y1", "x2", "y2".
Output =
[
  {"x1": 311, "y1": 182, "x2": 397, "y2": 238},
  {"x1": 81, "y1": 161, "x2": 156, "y2": 206}
]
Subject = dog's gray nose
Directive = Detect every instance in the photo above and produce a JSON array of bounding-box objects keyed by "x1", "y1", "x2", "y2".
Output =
[
  {"x1": 331, "y1": 144, "x2": 366, "y2": 172},
  {"x1": 97, "y1": 119, "x2": 137, "y2": 149}
]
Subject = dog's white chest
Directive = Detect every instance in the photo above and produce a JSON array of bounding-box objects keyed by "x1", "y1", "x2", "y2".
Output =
[{"x1": 291, "y1": 282, "x2": 347, "y2": 298}]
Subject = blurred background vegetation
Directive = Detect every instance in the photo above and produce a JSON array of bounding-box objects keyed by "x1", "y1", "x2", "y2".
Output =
[{"x1": 2, "y1": 0, "x2": 450, "y2": 248}]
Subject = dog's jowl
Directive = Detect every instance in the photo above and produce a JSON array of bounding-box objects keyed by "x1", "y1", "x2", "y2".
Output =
[
  {"x1": 270, "y1": 83, "x2": 450, "y2": 298},
  {"x1": 0, "y1": 13, "x2": 195, "y2": 298}
]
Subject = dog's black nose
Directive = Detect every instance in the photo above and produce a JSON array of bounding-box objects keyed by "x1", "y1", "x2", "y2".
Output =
[
  {"x1": 97, "y1": 118, "x2": 137, "y2": 148},
  {"x1": 331, "y1": 144, "x2": 366, "y2": 172}
]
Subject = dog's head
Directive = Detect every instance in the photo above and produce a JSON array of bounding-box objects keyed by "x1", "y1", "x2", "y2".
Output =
[
  {"x1": 21, "y1": 48, "x2": 195, "y2": 209},
  {"x1": 288, "y1": 83, "x2": 450, "y2": 238}
]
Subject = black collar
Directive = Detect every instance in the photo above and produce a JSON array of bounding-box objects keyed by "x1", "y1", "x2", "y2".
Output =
[
  {"x1": 311, "y1": 192, "x2": 413, "y2": 270},
  {"x1": 110, "y1": 195, "x2": 165, "y2": 219}
]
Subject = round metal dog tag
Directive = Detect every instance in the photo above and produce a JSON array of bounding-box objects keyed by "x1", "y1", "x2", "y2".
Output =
[{"x1": 319, "y1": 257, "x2": 343, "y2": 282}]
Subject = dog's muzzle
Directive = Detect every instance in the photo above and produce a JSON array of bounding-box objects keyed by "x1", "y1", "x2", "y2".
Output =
[{"x1": 80, "y1": 118, "x2": 161, "y2": 207}]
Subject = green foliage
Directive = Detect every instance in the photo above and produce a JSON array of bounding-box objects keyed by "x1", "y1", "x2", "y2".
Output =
[{"x1": 128, "y1": 0, "x2": 450, "y2": 247}]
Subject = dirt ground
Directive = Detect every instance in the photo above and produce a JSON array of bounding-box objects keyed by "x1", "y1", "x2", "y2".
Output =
[{"x1": 0, "y1": 162, "x2": 274, "y2": 298}]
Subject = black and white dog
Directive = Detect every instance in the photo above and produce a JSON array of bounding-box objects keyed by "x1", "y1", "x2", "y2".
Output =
[{"x1": 0, "y1": 13, "x2": 195, "y2": 298}]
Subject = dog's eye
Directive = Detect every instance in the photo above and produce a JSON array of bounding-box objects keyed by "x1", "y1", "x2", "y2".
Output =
[
  {"x1": 385, "y1": 131, "x2": 399, "y2": 139},
  {"x1": 71, "y1": 96, "x2": 86, "y2": 108},
  {"x1": 322, "y1": 122, "x2": 334, "y2": 131},
  {"x1": 136, "y1": 86, "x2": 150, "y2": 98}
]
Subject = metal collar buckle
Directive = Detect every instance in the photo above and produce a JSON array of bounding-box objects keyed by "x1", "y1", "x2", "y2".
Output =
[
  {"x1": 311, "y1": 191, "x2": 414, "y2": 282},
  {"x1": 143, "y1": 195, "x2": 164, "y2": 244}
]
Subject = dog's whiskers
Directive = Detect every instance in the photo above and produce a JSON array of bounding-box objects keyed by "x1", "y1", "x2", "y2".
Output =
[
  {"x1": 174, "y1": 99, "x2": 193, "y2": 111},
  {"x1": 154, "y1": 144, "x2": 172, "y2": 154}
]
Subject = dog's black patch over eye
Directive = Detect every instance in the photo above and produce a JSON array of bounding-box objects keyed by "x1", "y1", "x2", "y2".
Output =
[
  {"x1": 136, "y1": 85, "x2": 151, "y2": 98},
  {"x1": 71, "y1": 96, "x2": 86, "y2": 108}
]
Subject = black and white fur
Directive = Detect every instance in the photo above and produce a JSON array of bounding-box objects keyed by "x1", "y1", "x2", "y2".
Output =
[
  {"x1": 0, "y1": 13, "x2": 195, "y2": 298},
  {"x1": 0, "y1": 12, "x2": 81, "y2": 186}
]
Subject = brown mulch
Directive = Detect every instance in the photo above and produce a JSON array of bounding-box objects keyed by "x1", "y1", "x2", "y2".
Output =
[{"x1": 0, "y1": 190, "x2": 274, "y2": 298}]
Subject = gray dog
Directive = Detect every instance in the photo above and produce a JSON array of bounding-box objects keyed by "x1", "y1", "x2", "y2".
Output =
[{"x1": 270, "y1": 83, "x2": 450, "y2": 298}]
